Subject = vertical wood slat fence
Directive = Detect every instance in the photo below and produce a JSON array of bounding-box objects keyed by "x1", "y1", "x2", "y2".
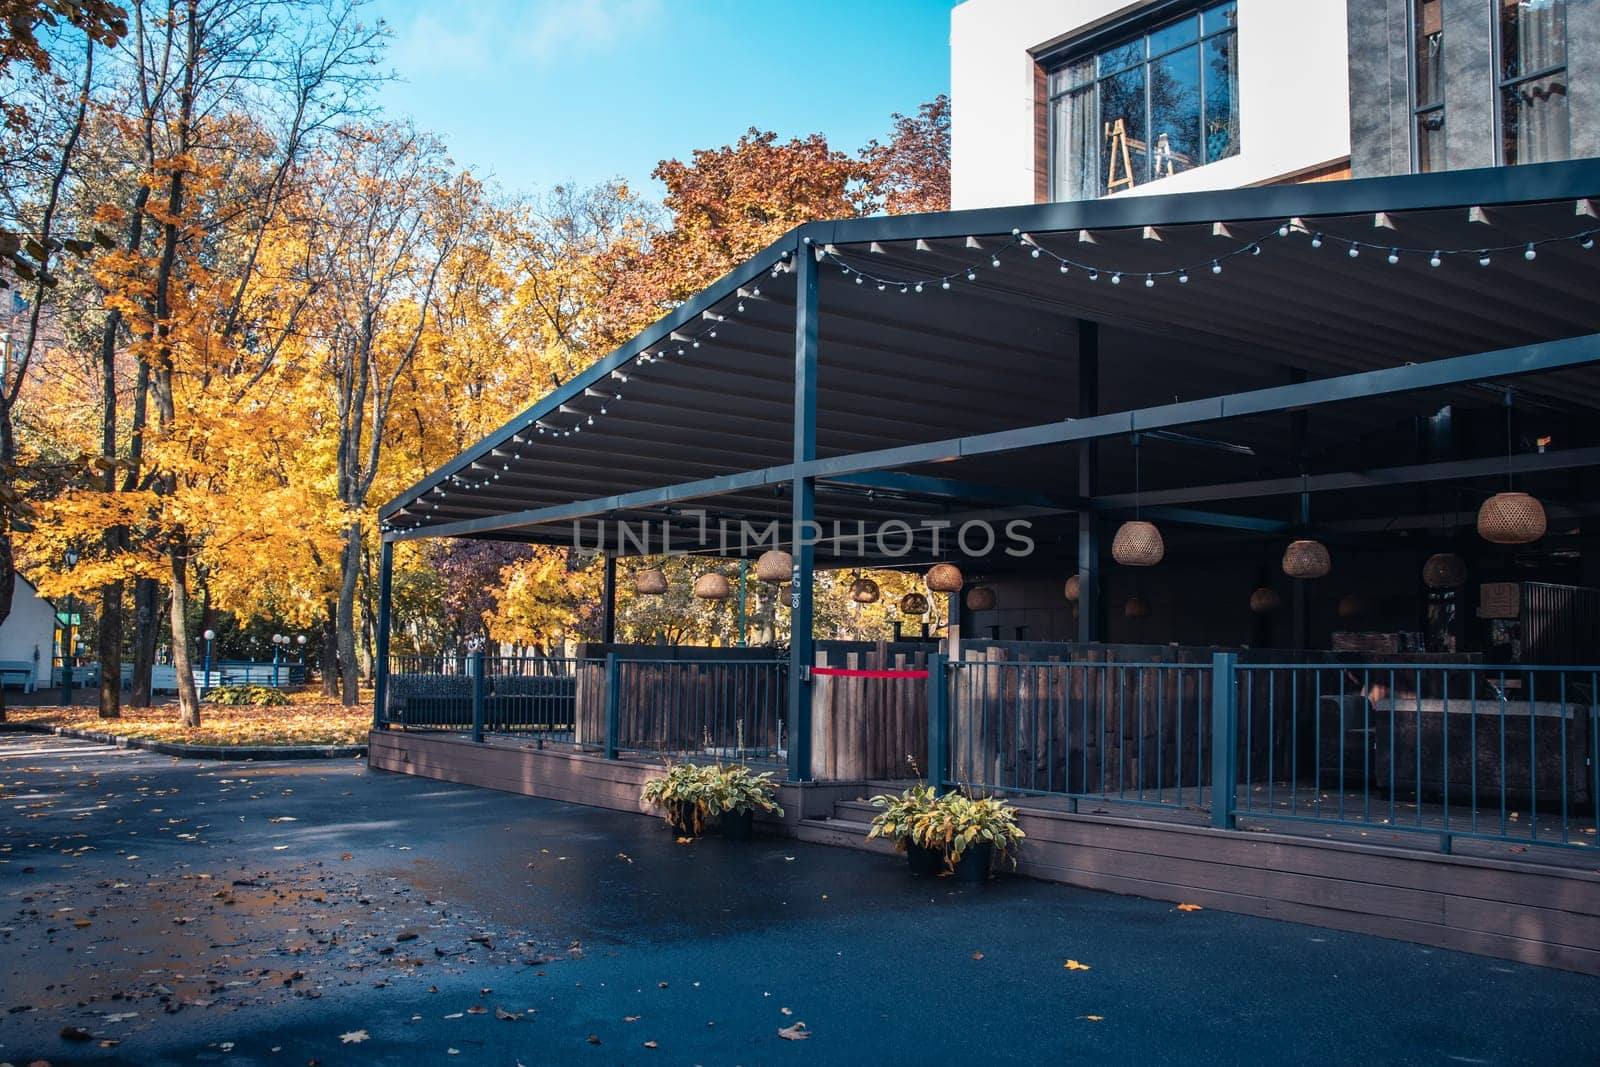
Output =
[
  {"x1": 947, "y1": 646, "x2": 1214, "y2": 809},
  {"x1": 809, "y1": 644, "x2": 930, "y2": 781}
]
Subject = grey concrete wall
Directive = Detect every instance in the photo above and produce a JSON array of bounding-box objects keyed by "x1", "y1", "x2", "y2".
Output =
[
  {"x1": 1348, "y1": 0, "x2": 1413, "y2": 178},
  {"x1": 1571, "y1": 0, "x2": 1600, "y2": 161},
  {"x1": 1440, "y1": 0, "x2": 1494, "y2": 170}
]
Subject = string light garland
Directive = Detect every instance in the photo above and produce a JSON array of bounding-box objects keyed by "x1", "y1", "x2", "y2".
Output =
[{"x1": 387, "y1": 207, "x2": 1600, "y2": 532}]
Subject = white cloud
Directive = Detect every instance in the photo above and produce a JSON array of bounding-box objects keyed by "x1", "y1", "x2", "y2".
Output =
[{"x1": 387, "y1": 0, "x2": 664, "y2": 75}]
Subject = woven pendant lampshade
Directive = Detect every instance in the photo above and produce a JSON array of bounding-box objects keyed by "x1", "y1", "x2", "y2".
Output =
[
  {"x1": 1477, "y1": 491, "x2": 1546, "y2": 544},
  {"x1": 692, "y1": 573, "x2": 731, "y2": 600},
  {"x1": 1282, "y1": 539, "x2": 1331, "y2": 579},
  {"x1": 850, "y1": 576, "x2": 881, "y2": 604},
  {"x1": 754, "y1": 549, "x2": 792, "y2": 583},
  {"x1": 1249, "y1": 587, "x2": 1281, "y2": 614},
  {"x1": 1422, "y1": 552, "x2": 1467, "y2": 589},
  {"x1": 634, "y1": 568, "x2": 667, "y2": 595},
  {"x1": 1064, "y1": 574, "x2": 1081, "y2": 602},
  {"x1": 1337, "y1": 594, "x2": 1367, "y2": 619},
  {"x1": 1124, "y1": 595, "x2": 1151, "y2": 619},
  {"x1": 1112, "y1": 521, "x2": 1165, "y2": 567},
  {"x1": 965, "y1": 586, "x2": 997, "y2": 611},
  {"x1": 925, "y1": 562, "x2": 964, "y2": 592},
  {"x1": 899, "y1": 592, "x2": 929, "y2": 616}
]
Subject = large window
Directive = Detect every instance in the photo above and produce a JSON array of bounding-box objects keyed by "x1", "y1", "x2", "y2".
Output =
[
  {"x1": 1412, "y1": 0, "x2": 1444, "y2": 172},
  {"x1": 1048, "y1": 2, "x2": 1239, "y2": 201},
  {"x1": 1496, "y1": 0, "x2": 1569, "y2": 165}
]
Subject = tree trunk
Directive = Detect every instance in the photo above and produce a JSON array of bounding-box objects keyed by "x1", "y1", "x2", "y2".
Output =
[
  {"x1": 129, "y1": 577, "x2": 159, "y2": 706},
  {"x1": 169, "y1": 533, "x2": 200, "y2": 727},
  {"x1": 0, "y1": 531, "x2": 11, "y2": 721},
  {"x1": 97, "y1": 577, "x2": 122, "y2": 719},
  {"x1": 337, "y1": 523, "x2": 361, "y2": 705},
  {"x1": 321, "y1": 603, "x2": 339, "y2": 697}
]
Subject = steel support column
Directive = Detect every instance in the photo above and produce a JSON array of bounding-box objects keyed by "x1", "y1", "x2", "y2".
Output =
[
  {"x1": 601, "y1": 551, "x2": 617, "y2": 644},
  {"x1": 1077, "y1": 321, "x2": 1100, "y2": 645},
  {"x1": 1290, "y1": 369, "x2": 1309, "y2": 651},
  {"x1": 787, "y1": 245, "x2": 819, "y2": 783},
  {"x1": 373, "y1": 538, "x2": 394, "y2": 730}
]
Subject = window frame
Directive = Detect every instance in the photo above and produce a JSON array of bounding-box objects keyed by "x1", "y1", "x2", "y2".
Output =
[
  {"x1": 1409, "y1": 0, "x2": 1446, "y2": 173},
  {"x1": 1043, "y1": 1, "x2": 1240, "y2": 202},
  {"x1": 1491, "y1": 0, "x2": 1570, "y2": 166}
]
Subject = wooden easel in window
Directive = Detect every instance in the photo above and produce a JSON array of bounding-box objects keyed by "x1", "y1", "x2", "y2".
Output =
[{"x1": 1105, "y1": 118, "x2": 1136, "y2": 192}]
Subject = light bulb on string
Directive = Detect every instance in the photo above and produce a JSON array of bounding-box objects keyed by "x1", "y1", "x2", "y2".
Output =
[
  {"x1": 1524, "y1": 242, "x2": 1537, "y2": 260},
  {"x1": 1278, "y1": 223, "x2": 1290, "y2": 237},
  {"x1": 1348, "y1": 243, "x2": 1360, "y2": 258},
  {"x1": 991, "y1": 256, "x2": 1001, "y2": 268},
  {"x1": 1211, "y1": 260, "x2": 1221, "y2": 274},
  {"x1": 941, "y1": 280, "x2": 950, "y2": 289},
  {"x1": 1088, "y1": 270, "x2": 1099, "y2": 281},
  {"x1": 1311, "y1": 233, "x2": 1323, "y2": 248},
  {"x1": 1058, "y1": 262, "x2": 1069, "y2": 273},
  {"x1": 1030, "y1": 247, "x2": 1041, "y2": 258},
  {"x1": 1582, "y1": 234, "x2": 1595, "y2": 250},
  {"x1": 1110, "y1": 272, "x2": 1121, "y2": 285},
  {"x1": 1144, "y1": 274, "x2": 1154, "y2": 287},
  {"x1": 914, "y1": 282, "x2": 923, "y2": 292},
  {"x1": 855, "y1": 276, "x2": 864, "y2": 284},
  {"x1": 1387, "y1": 248, "x2": 1400, "y2": 264},
  {"x1": 1479, "y1": 251, "x2": 1492, "y2": 267},
  {"x1": 1178, "y1": 271, "x2": 1189, "y2": 284},
  {"x1": 967, "y1": 270, "x2": 976, "y2": 281},
  {"x1": 1430, "y1": 251, "x2": 1442, "y2": 267},
  {"x1": 1250, "y1": 244, "x2": 1261, "y2": 256}
]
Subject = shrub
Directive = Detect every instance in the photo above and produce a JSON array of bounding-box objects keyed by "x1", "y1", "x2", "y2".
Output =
[
  {"x1": 206, "y1": 684, "x2": 290, "y2": 707},
  {"x1": 641, "y1": 762, "x2": 717, "y2": 834},
  {"x1": 705, "y1": 764, "x2": 783, "y2": 817},
  {"x1": 869, "y1": 786, "x2": 1023, "y2": 872}
]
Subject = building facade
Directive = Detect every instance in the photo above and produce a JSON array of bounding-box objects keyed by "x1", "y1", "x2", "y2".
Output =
[
  {"x1": 1350, "y1": 0, "x2": 1599, "y2": 177},
  {"x1": 950, "y1": 0, "x2": 1598, "y2": 211}
]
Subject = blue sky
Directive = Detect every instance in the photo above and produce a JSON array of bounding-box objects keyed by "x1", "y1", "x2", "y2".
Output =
[{"x1": 370, "y1": 0, "x2": 957, "y2": 197}]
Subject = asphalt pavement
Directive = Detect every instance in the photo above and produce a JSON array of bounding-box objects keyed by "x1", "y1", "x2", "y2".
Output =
[{"x1": 1, "y1": 734, "x2": 1595, "y2": 1066}]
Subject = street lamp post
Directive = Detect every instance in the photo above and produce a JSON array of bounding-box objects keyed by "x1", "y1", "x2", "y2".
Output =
[
  {"x1": 295, "y1": 634, "x2": 307, "y2": 685},
  {"x1": 201, "y1": 629, "x2": 215, "y2": 697},
  {"x1": 61, "y1": 548, "x2": 79, "y2": 706},
  {"x1": 271, "y1": 633, "x2": 286, "y2": 688}
]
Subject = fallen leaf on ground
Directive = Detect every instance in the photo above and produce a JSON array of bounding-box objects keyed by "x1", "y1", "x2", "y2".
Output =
[
  {"x1": 495, "y1": 1007, "x2": 521, "y2": 1021},
  {"x1": 1080, "y1": 1015, "x2": 1104, "y2": 1022},
  {"x1": 1176, "y1": 903, "x2": 1203, "y2": 912},
  {"x1": 341, "y1": 1030, "x2": 370, "y2": 1044},
  {"x1": 643, "y1": 1040, "x2": 659, "y2": 1049},
  {"x1": 780, "y1": 1007, "x2": 793, "y2": 1016},
  {"x1": 587, "y1": 1034, "x2": 602, "y2": 1045},
  {"x1": 617, "y1": 852, "x2": 632, "y2": 864},
  {"x1": 970, "y1": 951, "x2": 984, "y2": 960},
  {"x1": 466, "y1": 1005, "x2": 488, "y2": 1015},
  {"x1": 1064, "y1": 960, "x2": 1091, "y2": 971},
  {"x1": 675, "y1": 837, "x2": 693, "y2": 845},
  {"x1": 778, "y1": 1022, "x2": 811, "y2": 1041},
  {"x1": 624, "y1": 1015, "x2": 640, "y2": 1022}
]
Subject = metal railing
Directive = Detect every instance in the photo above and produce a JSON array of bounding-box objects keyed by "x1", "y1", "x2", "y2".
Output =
[
  {"x1": 943, "y1": 657, "x2": 1216, "y2": 814},
  {"x1": 1232, "y1": 662, "x2": 1599, "y2": 851},
  {"x1": 610, "y1": 656, "x2": 786, "y2": 767},
  {"x1": 380, "y1": 652, "x2": 785, "y2": 766},
  {"x1": 932, "y1": 654, "x2": 1599, "y2": 853}
]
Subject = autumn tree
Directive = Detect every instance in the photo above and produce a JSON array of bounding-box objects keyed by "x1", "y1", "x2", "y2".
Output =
[{"x1": 861, "y1": 94, "x2": 950, "y2": 215}]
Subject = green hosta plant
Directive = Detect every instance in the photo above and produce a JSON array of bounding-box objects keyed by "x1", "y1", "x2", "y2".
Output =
[
  {"x1": 707, "y1": 764, "x2": 784, "y2": 817},
  {"x1": 866, "y1": 781, "x2": 940, "y2": 853},
  {"x1": 640, "y1": 762, "x2": 716, "y2": 834},
  {"x1": 869, "y1": 785, "x2": 1024, "y2": 872}
]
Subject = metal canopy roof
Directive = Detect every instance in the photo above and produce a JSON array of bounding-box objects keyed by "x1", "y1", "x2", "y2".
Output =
[{"x1": 381, "y1": 159, "x2": 1600, "y2": 570}]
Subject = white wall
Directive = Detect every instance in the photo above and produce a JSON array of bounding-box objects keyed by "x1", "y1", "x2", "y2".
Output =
[
  {"x1": 0, "y1": 576, "x2": 56, "y2": 690},
  {"x1": 950, "y1": 0, "x2": 1352, "y2": 210}
]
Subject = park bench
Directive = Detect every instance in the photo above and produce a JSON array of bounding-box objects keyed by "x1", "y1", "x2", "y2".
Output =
[{"x1": 0, "y1": 661, "x2": 36, "y2": 693}]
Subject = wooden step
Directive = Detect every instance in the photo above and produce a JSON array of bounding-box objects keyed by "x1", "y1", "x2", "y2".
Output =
[{"x1": 795, "y1": 817, "x2": 896, "y2": 855}]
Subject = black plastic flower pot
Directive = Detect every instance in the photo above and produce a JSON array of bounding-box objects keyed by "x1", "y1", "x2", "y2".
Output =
[
  {"x1": 721, "y1": 807, "x2": 755, "y2": 840},
  {"x1": 950, "y1": 842, "x2": 993, "y2": 883},
  {"x1": 906, "y1": 843, "x2": 944, "y2": 877}
]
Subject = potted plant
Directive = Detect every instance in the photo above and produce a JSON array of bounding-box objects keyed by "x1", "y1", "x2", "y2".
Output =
[
  {"x1": 641, "y1": 762, "x2": 714, "y2": 836},
  {"x1": 866, "y1": 781, "x2": 944, "y2": 876},
  {"x1": 914, "y1": 792, "x2": 1025, "y2": 882},
  {"x1": 868, "y1": 786, "x2": 1024, "y2": 881},
  {"x1": 706, "y1": 764, "x2": 783, "y2": 840}
]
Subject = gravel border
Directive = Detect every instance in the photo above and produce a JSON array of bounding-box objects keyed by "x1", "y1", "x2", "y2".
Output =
[{"x1": 0, "y1": 721, "x2": 366, "y2": 760}]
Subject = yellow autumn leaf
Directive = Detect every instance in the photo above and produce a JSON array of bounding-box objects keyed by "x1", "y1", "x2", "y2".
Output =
[
  {"x1": 1176, "y1": 903, "x2": 1203, "y2": 912},
  {"x1": 1064, "y1": 959, "x2": 1091, "y2": 971}
]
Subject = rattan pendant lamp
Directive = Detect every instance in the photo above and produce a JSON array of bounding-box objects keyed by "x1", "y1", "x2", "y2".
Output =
[
  {"x1": 1282, "y1": 471, "x2": 1331, "y2": 580},
  {"x1": 849, "y1": 572, "x2": 881, "y2": 604},
  {"x1": 635, "y1": 567, "x2": 668, "y2": 595},
  {"x1": 1112, "y1": 434, "x2": 1165, "y2": 567},
  {"x1": 1477, "y1": 389, "x2": 1546, "y2": 545},
  {"x1": 754, "y1": 549, "x2": 792, "y2": 583}
]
